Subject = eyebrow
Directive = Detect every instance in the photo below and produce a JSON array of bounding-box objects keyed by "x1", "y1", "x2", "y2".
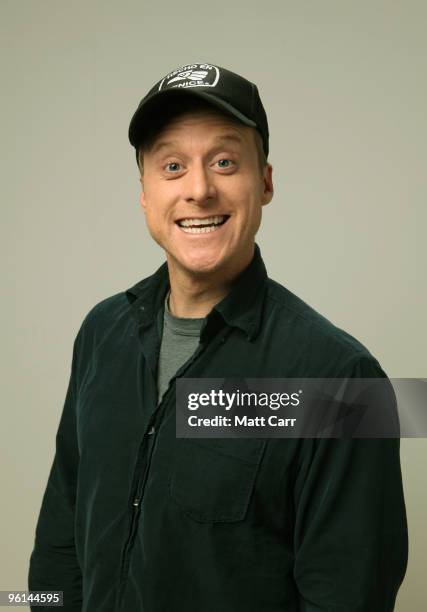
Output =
[{"x1": 150, "y1": 133, "x2": 245, "y2": 156}]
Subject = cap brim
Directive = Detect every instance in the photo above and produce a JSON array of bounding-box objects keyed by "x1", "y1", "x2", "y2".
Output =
[{"x1": 128, "y1": 87, "x2": 257, "y2": 148}]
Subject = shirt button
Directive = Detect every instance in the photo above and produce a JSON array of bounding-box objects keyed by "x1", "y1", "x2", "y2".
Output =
[{"x1": 148, "y1": 425, "x2": 155, "y2": 435}]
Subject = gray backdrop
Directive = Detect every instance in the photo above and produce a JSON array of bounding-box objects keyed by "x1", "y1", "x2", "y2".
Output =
[{"x1": 2, "y1": 1, "x2": 425, "y2": 609}]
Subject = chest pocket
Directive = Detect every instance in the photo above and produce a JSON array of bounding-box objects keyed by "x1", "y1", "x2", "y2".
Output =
[{"x1": 169, "y1": 437, "x2": 266, "y2": 523}]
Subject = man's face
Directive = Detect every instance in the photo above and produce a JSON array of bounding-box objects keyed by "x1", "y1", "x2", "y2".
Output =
[{"x1": 139, "y1": 110, "x2": 274, "y2": 279}]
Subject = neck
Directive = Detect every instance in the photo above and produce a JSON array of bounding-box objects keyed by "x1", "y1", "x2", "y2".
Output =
[{"x1": 166, "y1": 247, "x2": 254, "y2": 318}]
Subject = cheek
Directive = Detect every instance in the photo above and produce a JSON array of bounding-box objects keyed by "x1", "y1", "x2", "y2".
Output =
[
  {"x1": 143, "y1": 183, "x2": 171, "y2": 213},
  {"x1": 251, "y1": 207, "x2": 262, "y2": 230},
  {"x1": 144, "y1": 206, "x2": 160, "y2": 228},
  {"x1": 142, "y1": 201, "x2": 171, "y2": 238},
  {"x1": 243, "y1": 202, "x2": 263, "y2": 236}
]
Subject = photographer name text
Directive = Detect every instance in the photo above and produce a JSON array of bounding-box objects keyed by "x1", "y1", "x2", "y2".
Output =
[{"x1": 188, "y1": 415, "x2": 297, "y2": 428}]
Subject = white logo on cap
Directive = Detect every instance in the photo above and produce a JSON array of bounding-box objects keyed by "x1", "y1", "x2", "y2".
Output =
[
  {"x1": 168, "y1": 70, "x2": 208, "y2": 84},
  {"x1": 158, "y1": 63, "x2": 220, "y2": 91}
]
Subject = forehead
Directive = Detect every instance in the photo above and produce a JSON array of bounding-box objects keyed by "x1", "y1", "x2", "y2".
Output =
[{"x1": 148, "y1": 110, "x2": 252, "y2": 153}]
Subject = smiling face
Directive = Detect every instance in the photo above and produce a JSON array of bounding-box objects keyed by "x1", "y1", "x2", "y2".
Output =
[{"x1": 139, "y1": 106, "x2": 274, "y2": 283}]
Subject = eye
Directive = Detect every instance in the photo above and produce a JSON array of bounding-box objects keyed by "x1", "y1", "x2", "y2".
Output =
[
  {"x1": 216, "y1": 159, "x2": 234, "y2": 169},
  {"x1": 164, "y1": 162, "x2": 181, "y2": 173}
]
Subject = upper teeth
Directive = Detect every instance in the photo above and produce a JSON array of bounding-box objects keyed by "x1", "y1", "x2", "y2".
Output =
[{"x1": 178, "y1": 215, "x2": 225, "y2": 227}]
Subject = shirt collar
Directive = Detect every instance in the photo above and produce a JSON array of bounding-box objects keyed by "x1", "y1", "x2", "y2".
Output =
[{"x1": 125, "y1": 242, "x2": 268, "y2": 342}]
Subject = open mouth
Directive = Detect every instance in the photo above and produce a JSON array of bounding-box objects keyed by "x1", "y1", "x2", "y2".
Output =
[{"x1": 175, "y1": 215, "x2": 230, "y2": 234}]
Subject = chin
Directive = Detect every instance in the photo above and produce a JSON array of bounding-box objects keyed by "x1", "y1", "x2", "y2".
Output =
[
  {"x1": 183, "y1": 259, "x2": 222, "y2": 276},
  {"x1": 178, "y1": 251, "x2": 226, "y2": 276}
]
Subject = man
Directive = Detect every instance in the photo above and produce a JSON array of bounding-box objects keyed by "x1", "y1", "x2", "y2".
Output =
[{"x1": 28, "y1": 62, "x2": 408, "y2": 611}]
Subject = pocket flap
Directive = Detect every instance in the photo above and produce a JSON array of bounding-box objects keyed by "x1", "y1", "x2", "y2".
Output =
[{"x1": 169, "y1": 438, "x2": 266, "y2": 523}]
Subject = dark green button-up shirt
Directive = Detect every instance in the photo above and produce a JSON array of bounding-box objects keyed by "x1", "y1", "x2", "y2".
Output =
[{"x1": 28, "y1": 243, "x2": 408, "y2": 611}]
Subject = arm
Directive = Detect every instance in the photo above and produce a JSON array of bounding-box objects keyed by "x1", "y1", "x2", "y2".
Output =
[
  {"x1": 293, "y1": 355, "x2": 408, "y2": 611},
  {"x1": 28, "y1": 330, "x2": 83, "y2": 612}
]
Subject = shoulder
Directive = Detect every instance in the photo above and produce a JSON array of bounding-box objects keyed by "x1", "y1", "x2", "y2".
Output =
[
  {"x1": 265, "y1": 278, "x2": 367, "y2": 354},
  {"x1": 263, "y1": 278, "x2": 385, "y2": 377},
  {"x1": 82, "y1": 291, "x2": 129, "y2": 325},
  {"x1": 75, "y1": 291, "x2": 131, "y2": 351}
]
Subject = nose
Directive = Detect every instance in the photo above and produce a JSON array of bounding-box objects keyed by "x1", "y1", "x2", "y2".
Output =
[{"x1": 183, "y1": 161, "x2": 216, "y2": 204}]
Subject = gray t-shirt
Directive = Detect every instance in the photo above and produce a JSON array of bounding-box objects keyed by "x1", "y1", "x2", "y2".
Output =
[{"x1": 156, "y1": 290, "x2": 205, "y2": 404}]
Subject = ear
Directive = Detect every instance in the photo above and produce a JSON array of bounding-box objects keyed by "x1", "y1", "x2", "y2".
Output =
[
  {"x1": 139, "y1": 178, "x2": 146, "y2": 210},
  {"x1": 261, "y1": 163, "x2": 274, "y2": 207},
  {"x1": 140, "y1": 192, "x2": 146, "y2": 210}
]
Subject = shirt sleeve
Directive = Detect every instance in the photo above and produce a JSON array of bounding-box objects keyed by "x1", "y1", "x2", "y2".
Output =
[
  {"x1": 28, "y1": 330, "x2": 83, "y2": 612},
  {"x1": 293, "y1": 354, "x2": 408, "y2": 611}
]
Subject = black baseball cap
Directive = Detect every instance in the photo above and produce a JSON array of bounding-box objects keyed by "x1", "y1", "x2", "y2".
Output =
[{"x1": 128, "y1": 62, "x2": 269, "y2": 165}]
